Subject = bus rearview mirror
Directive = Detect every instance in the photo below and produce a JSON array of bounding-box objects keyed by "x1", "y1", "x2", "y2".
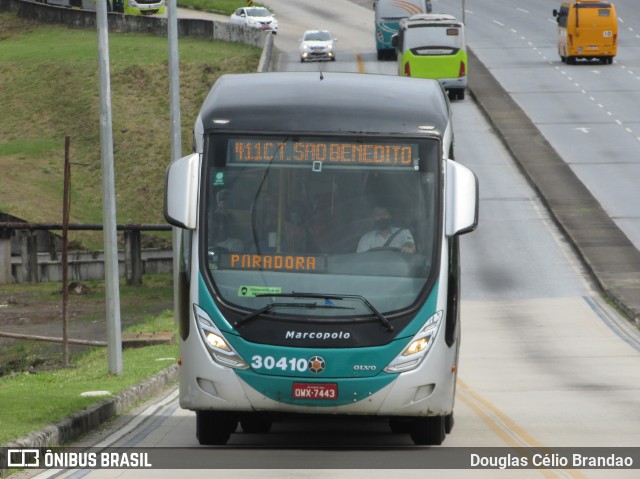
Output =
[
  {"x1": 164, "y1": 153, "x2": 200, "y2": 230},
  {"x1": 445, "y1": 159, "x2": 478, "y2": 237}
]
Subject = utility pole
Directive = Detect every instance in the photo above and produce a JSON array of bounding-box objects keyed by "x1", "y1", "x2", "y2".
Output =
[
  {"x1": 168, "y1": 0, "x2": 183, "y2": 320},
  {"x1": 62, "y1": 136, "x2": 71, "y2": 367},
  {"x1": 168, "y1": 0, "x2": 181, "y2": 163},
  {"x1": 96, "y1": 0, "x2": 123, "y2": 375}
]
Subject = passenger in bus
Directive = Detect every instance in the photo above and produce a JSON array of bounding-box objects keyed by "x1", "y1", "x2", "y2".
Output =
[
  {"x1": 210, "y1": 212, "x2": 244, "y2": 252},
  {"x1": 308, "y1": 193, "x2": 333, "y2": 253},
  {"x1": 283, "y1": 203, "x2": 310, "y2": 253},
  {"x1": 215, "y1": 189, "x2": 231, "y2": 213},
  {"x1": 245, "y1": 194, "x2": 278, "y2": 253},
  {"x1": 357, "y1": 205, "x2": 415, "y2": 253}
]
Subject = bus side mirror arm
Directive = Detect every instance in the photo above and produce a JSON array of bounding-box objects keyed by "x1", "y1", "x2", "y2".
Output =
[
  {"x1": 164, "y1": 153, "x2": 201, "y2": 230},
  {"x1": 445, "y1": 159, "x2": 479, "y2": 237}
]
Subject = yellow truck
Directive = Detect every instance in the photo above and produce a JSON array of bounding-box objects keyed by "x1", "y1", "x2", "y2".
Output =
[{"x1": 552, "y1": 1, "x2": 617, "y2": 64}]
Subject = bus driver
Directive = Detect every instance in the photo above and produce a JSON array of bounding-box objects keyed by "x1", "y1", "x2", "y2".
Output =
[{"x1": 357, "y1": 205, "x2": 415, "y2": 253}]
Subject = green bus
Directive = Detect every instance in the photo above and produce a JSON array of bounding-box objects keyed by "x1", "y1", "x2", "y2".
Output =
[
  {"x1": 393, "y1": 14, "x2": 468, "y2": 100},
  {"x1": 42, "y1": 0, "x2": 166, "y2": 16}
]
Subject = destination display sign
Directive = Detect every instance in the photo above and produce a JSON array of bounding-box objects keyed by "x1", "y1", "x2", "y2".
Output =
[
  {"x1": 211, "y1": 253, "x2": 327, "y2": 273},
  {"x1": 228, "y1": 138, "x2": 418, "y2": 167}
]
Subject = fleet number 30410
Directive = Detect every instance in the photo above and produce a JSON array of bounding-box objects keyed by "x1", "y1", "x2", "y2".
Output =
[{"x1": 251, "y1": 355, "x2": 308, "y2": 372}]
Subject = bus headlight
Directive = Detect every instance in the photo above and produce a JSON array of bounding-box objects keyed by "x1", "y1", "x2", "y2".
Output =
[
  {"x1": 384, "y1": 311, "x2": 443, "y2": 373},
  {"x1": 194, "y1": 304, "x2": 249, "y2": 369}
]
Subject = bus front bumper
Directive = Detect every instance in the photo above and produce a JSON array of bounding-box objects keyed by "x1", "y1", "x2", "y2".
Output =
[{"x1": 438, "y1": 77, "x2": 468, "y2": 91}]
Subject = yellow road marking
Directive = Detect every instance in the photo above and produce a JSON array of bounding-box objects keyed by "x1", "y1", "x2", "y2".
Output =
[
  {"x1": 457, "y1": 378, "x2": 590, "y2": 479},
  {"x1": 356, "y1": 53, "x2": 366, "y2": 73}
]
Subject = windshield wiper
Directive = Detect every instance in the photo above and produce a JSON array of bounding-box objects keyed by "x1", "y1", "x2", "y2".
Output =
[
  {"x1": 234, "y1": 301, "x2": 352, "y2": 328},
  {"x1": 255, "y1": 292, "x2": 394, "y2": 332}
]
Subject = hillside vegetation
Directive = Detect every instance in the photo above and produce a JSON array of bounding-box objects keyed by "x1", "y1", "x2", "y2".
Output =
[{"x1": 0, "y1": 11, "x2": 261, "y2": 248}]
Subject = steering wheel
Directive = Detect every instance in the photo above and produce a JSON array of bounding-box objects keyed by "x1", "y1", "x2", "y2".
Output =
[{"x1": 365, "y1": 246, "x2": 402, "y2": 253}]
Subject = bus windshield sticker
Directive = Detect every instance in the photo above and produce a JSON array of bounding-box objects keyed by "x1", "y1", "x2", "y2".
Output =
[
  {"x1": 238, "y1": 286, "x2": 282, "y2": 297},
  {"x1": 212, "y1": 171, "x2": 225, "y2": 186},
  {"x1": 228, "y1": 139, "x2": 418, "y2": 168}
]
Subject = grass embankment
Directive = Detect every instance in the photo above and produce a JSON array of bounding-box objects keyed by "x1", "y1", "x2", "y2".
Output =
[
  {"x1": 0, "y1": 274, "x2": 178, "y2": 445},
  {"x1": 0, "y1": 342, "x2": 177, "y2": 445},
  {"x1": 0, "y1": 2, "x2": 263, "y2": 447},
  {"x1": 0, "y1": 10, "x2": 261, "y2": 249}
]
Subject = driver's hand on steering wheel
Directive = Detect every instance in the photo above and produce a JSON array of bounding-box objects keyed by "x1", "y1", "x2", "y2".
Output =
[{"x1": 401, "y1": 242, "x2": 416, "y2": 253}]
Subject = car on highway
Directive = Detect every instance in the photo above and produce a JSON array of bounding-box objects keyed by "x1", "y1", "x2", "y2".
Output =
[
  {"x1": 299, "y1": 30, "x2": 337, "y2": 62},
  {"x1": 229, "y1": 7, "x2": 278, "y2": 34}
]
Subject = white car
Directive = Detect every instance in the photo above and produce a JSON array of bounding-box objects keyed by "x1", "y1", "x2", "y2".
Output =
[
  {"x1": 229, "y1": 7, "x2": 278, "y2": 34},
  {"x1": 299, "y1": 30, "x2": 337, "y2": 62}
]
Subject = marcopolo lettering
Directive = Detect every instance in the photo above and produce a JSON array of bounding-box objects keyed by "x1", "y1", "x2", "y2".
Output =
[{"x1": 285, "y1": 330, "x2": 351, "y2": 340}]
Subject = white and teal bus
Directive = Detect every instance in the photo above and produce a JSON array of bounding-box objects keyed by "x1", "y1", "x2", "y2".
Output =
[
  {"x1": 164, "y1": 72, "x2": 478, "y2": 446},
  {"x1": 375, "y1": 0, "x2": 432, "y2": 60}
]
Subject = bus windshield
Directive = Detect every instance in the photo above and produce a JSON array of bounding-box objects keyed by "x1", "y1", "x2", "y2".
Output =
[
  {"x1": 377, "y1": 0, "x2": 428, "y2": 20},
  {"x1": 405, "y1": 24, "x2": 464, "y2": 54},
  {"x1": 202, "y1": 135, "x2": 441, "y2": 318}
]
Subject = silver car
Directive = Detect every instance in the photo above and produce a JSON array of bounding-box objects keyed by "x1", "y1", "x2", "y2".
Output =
[
  {"x1": 299, "y1": 30, "x2": 337, "y2": 62},
  {"x1": 229, "y1": 7, "x2": 278, "y2": 34}
]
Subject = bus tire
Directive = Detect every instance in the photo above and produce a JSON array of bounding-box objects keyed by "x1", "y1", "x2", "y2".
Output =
[
  {"x1": 240, "y1": 415, "x2": 273, "y2": 434},
  {"x1": 445, "y1": 413, "x2": 455, "y2": 434},
  {"x1": 196, "y1": 410, "x2": 238, "y2": 445},
  {"x1": 567, "y1": 56, "x2": 576, "y2": 65},
  {"x1": 448, "y1": 89, "x2": 464, "y2": 101},
  {"x1": 410, "y1": 416, "x2": 446, "y2": 445},
  {"x1": 389, "y1": 417, "x2": 412, "y2": 434}
]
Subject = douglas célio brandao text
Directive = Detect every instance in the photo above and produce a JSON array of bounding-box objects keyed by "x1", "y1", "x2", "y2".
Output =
[{"x1": 470, "y1": 452, "x2": 634, "y2": 469}]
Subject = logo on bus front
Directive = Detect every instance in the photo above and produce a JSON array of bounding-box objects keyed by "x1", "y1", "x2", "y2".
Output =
[{"x1": 308, "y1": 356, "x2": 326, "y2": 374}]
